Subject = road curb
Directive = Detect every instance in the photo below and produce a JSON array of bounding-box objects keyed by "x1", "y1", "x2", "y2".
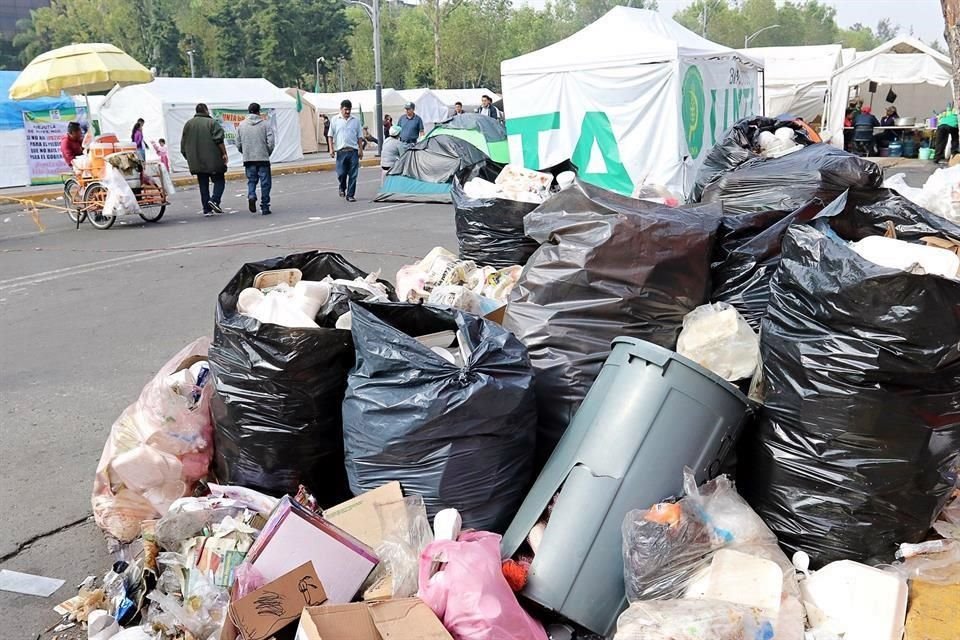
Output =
[{"x1": 1, "y1": 158, "x2": 380, "y2": 204}]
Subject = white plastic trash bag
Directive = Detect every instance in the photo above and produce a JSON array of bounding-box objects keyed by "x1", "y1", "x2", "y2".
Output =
[
  {"x1": 677, "y1": 302, "x2": 759, "y2": 381},
  {"x1": 101, "y1": 162, "x2": 141, "y2": 218},
  {"x1": 614, "y1": 599, "x2": 775, "y2": 640}
]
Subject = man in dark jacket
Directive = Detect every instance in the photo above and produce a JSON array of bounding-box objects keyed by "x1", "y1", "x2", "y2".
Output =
[
  {"x1": 236, "y1": 102, "x2": 275, "y2": 215},
  {"x1": 180, "y1": 103, "x2": 228, "y2": 216}
]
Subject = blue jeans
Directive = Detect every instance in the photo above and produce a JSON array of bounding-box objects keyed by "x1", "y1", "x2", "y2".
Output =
[
  {"x1": 336, "y1": 148, "x2": 359, "y2": 198},
  {"x1": 196, "y1": 172, "x2": 225, "y2": 213},
  {"x1": 245, "y1": 163, "x2": 272, "y2": 211}
]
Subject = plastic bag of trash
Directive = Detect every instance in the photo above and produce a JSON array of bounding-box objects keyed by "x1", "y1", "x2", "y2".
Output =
[
  {"x1": 210, "y1": 251, "x2": 394, "y2": 501},
  {"x1": 738, "y1": 222, "x2": 960, "y2": 566},
  {"x1": 885, "y1": 165, "x2": 960, "y2": 223},
  {"x1": 677, "y1": 302, "x2": 759, "y2": 381},
  {"x1": 452, "y1": 166, "x2": 541, "y2": 269},
  {"x1": 418, "y1": 531, "x2": 548, "y2": 640},
  {"x1": 700, "y1": 144, "x2": 882, "y2": 214},
  {"x1": 614, "y1": 599, "x2": 775, "y2": 640},
  {"x1": 691, "y1": 116, "x2": 815, "y2": 201},
  {"x1": 342, "y1": 301, "x2": 537, "y2": 532},
  {"x1": 710, "y1": 200, "x2": 824, "y2": 330},
  {"x1": 375, "y1": 496, "x2": 434, "y2": 598},
  {"x1": 92, "y1": 338, "x2": 214, "y2": 543},
  {"x1": 101, "y1": 162, "x2": 141, "y2": 218},
  {"x1": 503, "y1": 179, "x2": 722, "y2": 461}
]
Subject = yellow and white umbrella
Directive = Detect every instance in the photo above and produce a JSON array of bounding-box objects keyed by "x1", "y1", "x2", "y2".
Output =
[{"x1": 8, "y1": 43, "x2": 153, "y2": 100}]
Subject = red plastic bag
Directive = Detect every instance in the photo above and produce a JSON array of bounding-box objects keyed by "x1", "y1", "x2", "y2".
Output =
[{"x1": 417, "y1": 531, "x2": 547, "y2": 640}]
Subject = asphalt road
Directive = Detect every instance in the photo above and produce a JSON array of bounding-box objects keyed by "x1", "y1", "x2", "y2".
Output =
[
  {"x1": 0, "y1": 167, "x2": 456, "y2": 637},
  {"x1": 0, "y1": 163, "x2": 937, "y2": 637}
]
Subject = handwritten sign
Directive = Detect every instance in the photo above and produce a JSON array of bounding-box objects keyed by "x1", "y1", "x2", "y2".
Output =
[
  {"x1": 229, "y1": 561, "x2": 326, "y2": 640},
  {"x1": 23, "y1": 107, "x2": 84, "y2": 185}
]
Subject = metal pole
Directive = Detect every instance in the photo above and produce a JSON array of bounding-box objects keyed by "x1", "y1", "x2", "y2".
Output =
[
  {"x1": 373, "y1": 0, "x2": 383, "y2": 156},
  {"x1": 316, "y1": 57, "x2": 321, "y2": 92},
  {"x1": 187, "y1": 50, "x2": 195, "y2": 78},
  {"x1": 744, "y1": 24, "x2": 780, "y2": 48}
]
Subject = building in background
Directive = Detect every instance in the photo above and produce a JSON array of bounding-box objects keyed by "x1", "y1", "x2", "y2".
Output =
[{"x1": 0, "y1": 0, "x2": 49, "y2": 37}]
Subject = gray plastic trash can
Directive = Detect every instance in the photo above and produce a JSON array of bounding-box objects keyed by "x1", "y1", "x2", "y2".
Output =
[{"x1": 500, "y1": 337, "x2": 750, "y2": 636}]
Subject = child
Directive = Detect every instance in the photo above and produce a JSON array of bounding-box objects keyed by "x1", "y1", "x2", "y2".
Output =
[{"x1": 151, "y1": 138, "x2": 170, "y2": 171}]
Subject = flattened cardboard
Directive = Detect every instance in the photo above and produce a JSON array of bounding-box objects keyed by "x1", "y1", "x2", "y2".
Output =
[
  {"x1": 229, "y1": 562, "x2": 326, "y2": 640},
  {"x1": 323, "y1": 482, "x2": 403, "y2": 549},
  {"x1": 295, "y1": 598, "x2": 452, "y2": 640}
]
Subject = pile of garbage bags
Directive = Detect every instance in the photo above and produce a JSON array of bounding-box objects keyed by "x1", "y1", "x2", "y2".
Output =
[{"x1": 77, "y1": 113, "x2": 960, "y2": 640}]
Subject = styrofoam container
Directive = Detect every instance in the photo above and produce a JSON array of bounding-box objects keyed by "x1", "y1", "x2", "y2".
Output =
[
  {"x1": 703, "y1": 549, "x2": 783, "y2": 613},
  {"x1": 800, "y1": 560, "x2": 908, "y2": 640}
]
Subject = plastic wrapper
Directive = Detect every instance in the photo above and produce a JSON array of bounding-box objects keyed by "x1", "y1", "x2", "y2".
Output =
[
  {"x1": 374, "y1": 496, "x2": 434, "y2": 598},
  {"x1": 738, "y1": 221, "x2": 960, "y2": 566},
  {"x1": 885, "y1": 165, "x2": 960, "y2": 223},
  {"x1": 614, "y1": 599, "x2": 775, "y2": 640},
  {"x1": 700, "y1": 144, "x2": 882, "y2": 214},
  {"x1": 92, "y1": 338, "x2": 214, "y2": 543},
  {"x1": 886, "y1": 540, "x2": 960, "y2": 584},
  {"x1": 342, "y1": 302, "x2": 537, "y2": 532},
  {"x1": 691, "y1": 116, "x2": 814, "y2": 201},
  {"x1": 503, "y1": 179, "x2": 722, "y2": 460},
  {"x1": 710, "y1": 199, "x2": 824, "y2": 330},
  {"x1": 210, "y1": 251, "x2": 394, "y2": 501},
  {"x1": 155, "y1": 496, "x2": 247, "y2": 551},
  {"x1": 676, "y1": 302, "x2": 759, "y2": 381},
  {"x1": 147, "y1": 569, "x2": 228, "y2": 639},
  {"x1": 417, "y1": 531, "x2": 548, "y2": 640},
  {"x1": 453, "y1": 164, "x2": 541, "y2": 269}
]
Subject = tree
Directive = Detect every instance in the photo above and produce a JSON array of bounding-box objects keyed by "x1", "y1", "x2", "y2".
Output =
[
  {"x1": 0, "y1": 34, "x2": 23, "y2": 70},
  {"x1": 944, "y1": 0, "x2": 960, "y2": 108},
  {"x1": 838, "y1": 23, "x2": 881, "y2": 51},
  {"x1": 875, "y1": 17, "x2": 898, "y2": 43},
  {"x1": 420, "y1": 0, "x2": 466, "y2": 89}
]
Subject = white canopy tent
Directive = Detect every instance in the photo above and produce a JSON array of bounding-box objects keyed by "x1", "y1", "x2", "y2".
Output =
[
  {"x1": 431, "y1": 88, "x2": 501, "y2": 115},
  {"x1": 501, "y1": 7, "x2": 761, "y2": 197},
  {"x1": 99, "y1": 77, "x2": 303, "y2": 172},
  {"x1": 824, "y1": 37, "x2": 953, "y2": 148},
  {"x1": 739, "y1": 44, "x2": 843, "y2": 122},
  {"x1": 304, "y1": 88, "x2": 408, "y2": 131},
  {"x1": 396, "y1": 88, "x2": 450, "y2": 127}
]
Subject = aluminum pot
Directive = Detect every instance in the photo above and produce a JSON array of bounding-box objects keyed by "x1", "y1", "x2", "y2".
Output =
[{"x1": 894, "y1": 117, "x2": 916, "y2": 126}]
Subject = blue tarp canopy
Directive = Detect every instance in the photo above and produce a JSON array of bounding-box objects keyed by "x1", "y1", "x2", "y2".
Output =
[{"x1": 0, "y1": 70, "x2": 76, "y2": 131}]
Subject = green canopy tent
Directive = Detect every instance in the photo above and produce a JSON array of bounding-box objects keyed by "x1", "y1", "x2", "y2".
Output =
[{"x1": 425, "y1": 113, "x2": 509, "y2": 164}]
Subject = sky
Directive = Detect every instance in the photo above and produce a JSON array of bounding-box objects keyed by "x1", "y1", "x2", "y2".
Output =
[{"x1": 523, "y1": 0, "x2": 948, "y2": 47}]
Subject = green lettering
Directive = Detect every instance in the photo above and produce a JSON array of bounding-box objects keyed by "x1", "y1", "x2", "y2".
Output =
[
  {"x1": 733, "y1": 88, "x2": 742, "y2": 121},
  {"x1": 571, "y1": 112, "x2": 634, "y2": 195},
  {"x1": 723, "y1": 89, "x2": 730, "y2": 131},
  {"x1": 709, "y1": 88, "x2": 718, "y2": 146},
  {"x1": 506, "y1": 112, "x2": 560, "y2": 168}
]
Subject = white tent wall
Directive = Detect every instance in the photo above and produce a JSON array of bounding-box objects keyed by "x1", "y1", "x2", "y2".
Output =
[
  {"x1": 824, "y1": 37, "x2": 952, "y2": 147},
  {"x1": 740, "y1": 45, "x2": 842, "y2": 121},
  {"x1": 100, "y1": 78, "x2": 303, "y2": 172},
  {"x1": 396, "y1": 88, "x2": 449, "y2": 129},
  {"x1": 501, "y1": 7, "x2": 760, "y2": 198},
  {"x1": 304, "y1": 88, "x2": 409, "y2": 133},
  {"x1": 0, "y1": 129, "x2": 30, "y2": 188}
]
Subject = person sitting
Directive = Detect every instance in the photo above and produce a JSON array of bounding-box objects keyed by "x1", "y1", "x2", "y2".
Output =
[
  {"x1": 380, "y1": 124, "x2": 402, "y2": 182},
  {"x1": 880, "y1": 106, "x2": 899, "y2": 127},
  {"x1": 852, "y1": 106, "x2": 880, "y2": 156},
  {"x1": 60, "y1": 122, "x2": 84, "y2": 167},
  {"x1": 843, "y1": 108, "x2": 855, "y2": 151},
  {"x1": 361, "y1": 126, "x2": 378, "y2": 149},
  {"x1": 934, "y1": 107, "x2": 959, "y2": 165}
]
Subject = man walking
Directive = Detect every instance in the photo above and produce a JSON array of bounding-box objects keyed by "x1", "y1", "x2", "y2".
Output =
[
  {"x1": 236, "y1": 102, "x2": 275, "y2": 215},
  {"x1": 476, "y1": 94, "x2": 501, "y2": 120},
  {"x1": 398, "y1": 101, "x2": 424, "y2": 151},
  {"x1": 180, "y1": 103, "x2": 228, "y2": 216},
  {"x1": 328, "y1": 99, "x2": 364, "y2": 202}
]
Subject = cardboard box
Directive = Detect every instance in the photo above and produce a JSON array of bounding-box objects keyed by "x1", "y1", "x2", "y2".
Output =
[
  {"x1": 904, "y1": 578, "x2": 960, "y2": 640},
  {"x1": 246, "y1": 497, "x2": 378, "y2": 604},
  {"x1": 323, "y1": 482, "x2": 404, "y2": 550},
  {"x1": 229, "y1": 562, "x2": 326, "y2": 640},
  {"x1": 295, "y1": 598, "x2": 452, "y2": 640}
]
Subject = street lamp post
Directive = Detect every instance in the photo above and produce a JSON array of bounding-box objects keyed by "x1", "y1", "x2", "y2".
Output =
[
  {"x1": 187, "y1": 50, "x2": 195, "y2": 78},
  {"x1": 346, "y1": 0, "x2": 383, "y2": 155},
  {"x1": 744, "y1": 24, "x2": 781, "y2": 48}
]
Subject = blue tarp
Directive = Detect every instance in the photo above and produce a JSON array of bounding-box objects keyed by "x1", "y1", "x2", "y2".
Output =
[{"x1": 0, "y1": 71, "x2": 76, "y2": 131}]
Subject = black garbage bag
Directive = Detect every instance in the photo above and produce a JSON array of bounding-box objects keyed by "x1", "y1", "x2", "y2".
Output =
[
  {"x1": 739, "y1": 222, "x2": 960, "y2": 566},
  {"x1": 692, "y1": 116, "x2": 814, "y2": 201},
  {"x1": 342, "y1": 301, "x2": 538, "y2": 532},
  {"x1": 453, "y1": 163, "x2": 540, "y2": 269},
  {"x1": 209, "y1": 251, "x2": 393, "y2": 503},
  {"x1": 700, "y1": 144, "x2": 882, "y2": 214},
  {"x1": 711, "y1": 199, "x2": 825, "y2": 330},
  {"x1": 503, "y1": 180, "x2": 723, "y2": 461}
]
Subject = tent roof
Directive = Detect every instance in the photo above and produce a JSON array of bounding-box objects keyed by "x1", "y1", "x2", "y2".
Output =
[
  {"x1": 739, "y1": 44, "x2": 842, "y2": 85},
  {"x1": 832, "y1": 36, "x2": 951, "y2": 87},
  {"x1": 389, "y1": 134, "x2": 487, "y2": 182},
  {"x1": 502, "y1": 7, "x2": 761, "y2": 75},
  {"x1": 0, "y1": 70, "x2": 76, "y2": 130},
  {"x1": 303, "y1": 87, "x2": 408, "y2": 113},
  {"x1": 395, "y1": 88, "x2": 449, "y2": 122},
  {"x1": 434, "y1": 113, "x2": 506, "y2": 140},
  {"x1": 107, "y1": 77, "x2": 295, "y2": 108}
]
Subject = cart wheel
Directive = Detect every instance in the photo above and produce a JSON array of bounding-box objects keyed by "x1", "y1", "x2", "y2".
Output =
[
  {"x1": 82, "y1": 183, "x2": 116, "y2": 230},
  {"x1": 63, "y1": 179, "x2": 87, "y2": 224},
  {"x1": 139, "y1": 204, "x2": 166, "y2": 223}
]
